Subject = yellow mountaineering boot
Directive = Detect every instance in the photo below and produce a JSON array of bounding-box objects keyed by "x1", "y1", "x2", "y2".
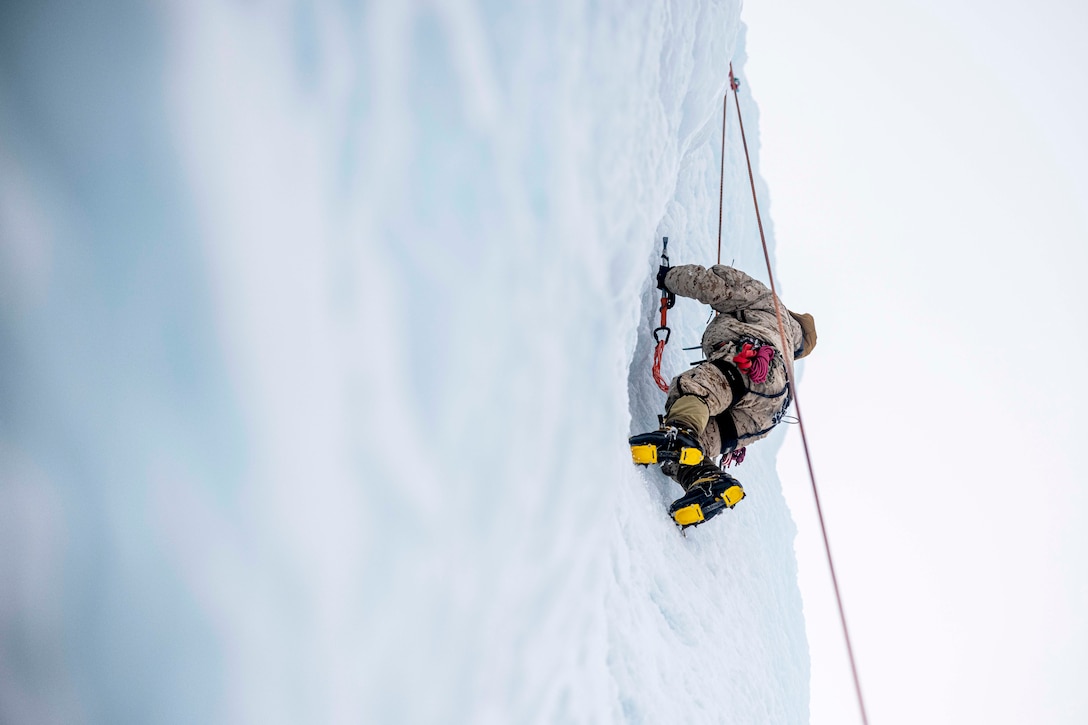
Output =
[
  {"x1": 628, "y1": 424, "x2": 705, "y2": 468},
  {"x1": 668, "y1": 462, "x2": 745, "y2": 529},
  {"x1": 629, "y1": 395, "x2": 710, "y2": 468}
]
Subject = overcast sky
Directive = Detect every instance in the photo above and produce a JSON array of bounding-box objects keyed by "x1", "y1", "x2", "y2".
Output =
[{"x1": 743, "y1": 1, "x2": 1088, "y2": 723}]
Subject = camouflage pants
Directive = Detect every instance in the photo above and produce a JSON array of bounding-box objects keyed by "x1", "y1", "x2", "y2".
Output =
[{"x1": 665, "y1": 360, "x2": 740, "y2": 456}]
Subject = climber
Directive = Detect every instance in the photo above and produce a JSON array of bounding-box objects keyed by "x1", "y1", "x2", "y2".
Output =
[{"x1": 629, "y1": 262, "x2": 817, "y2": 529}]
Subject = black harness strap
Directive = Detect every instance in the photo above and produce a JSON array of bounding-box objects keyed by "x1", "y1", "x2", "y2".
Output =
[
  {"x1": 711, "y1": 358, "x2": 748, "y2": 405},
  {"x1": 710, "y1": 358, "x2": 748, "y2": 455},
  {"x1": 714, "y1": 411, "x2": 740, "y2": 455}
]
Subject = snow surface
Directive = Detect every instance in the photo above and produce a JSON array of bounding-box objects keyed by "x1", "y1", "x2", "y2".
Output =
[{"x1": 0, "y1": 1, "x2": 809, "y2": 723}]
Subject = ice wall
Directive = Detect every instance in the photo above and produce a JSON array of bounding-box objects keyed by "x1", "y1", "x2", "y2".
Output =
[{"x1": 0, "y1": 2, "x2": 807, "y2": 722}]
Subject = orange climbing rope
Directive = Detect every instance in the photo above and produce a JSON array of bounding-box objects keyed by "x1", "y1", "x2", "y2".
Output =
[
  {"x1": 728, "y1": 63, "x2": 871, "y2": 725},
  {"x1": 651, "y1": 237, "x2": 673, "y2": 393}
]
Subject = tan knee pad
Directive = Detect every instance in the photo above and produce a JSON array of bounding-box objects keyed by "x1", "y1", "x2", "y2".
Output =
[{"x1": 665, "y1": 395, "x2": 710, "y2": 433}]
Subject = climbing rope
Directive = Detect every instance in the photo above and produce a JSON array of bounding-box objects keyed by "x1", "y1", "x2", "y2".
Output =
[
  {"x1": 728, "y1": 63, "x2": 871, "y2": 725},
  {"x1": 717, "y1": 91, "x2": 728, "y2": 265}
]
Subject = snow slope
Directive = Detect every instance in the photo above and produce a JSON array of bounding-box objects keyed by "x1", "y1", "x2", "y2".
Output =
[{"x1": 0, "y1": 1, "x2": 808, "y2": 722}]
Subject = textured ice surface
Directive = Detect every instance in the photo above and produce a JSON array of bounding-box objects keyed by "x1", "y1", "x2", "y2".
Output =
[{"x1": 0, "y1": 2, "x2": 807, "y2": 723}]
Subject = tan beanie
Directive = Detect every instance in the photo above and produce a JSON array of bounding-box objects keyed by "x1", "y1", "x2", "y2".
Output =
[{"x1": 788, "y1": 311, "x2": 817, "y2": 359}]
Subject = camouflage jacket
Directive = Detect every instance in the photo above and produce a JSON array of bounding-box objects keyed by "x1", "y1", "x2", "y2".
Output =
[{"x1": 664, "y1": 264, "x2": 805, "y2": 450}]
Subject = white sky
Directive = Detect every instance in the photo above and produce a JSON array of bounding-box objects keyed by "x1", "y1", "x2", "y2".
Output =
[{"x1": 743, "y1": 1, "x2": 1088, "y2": 723}]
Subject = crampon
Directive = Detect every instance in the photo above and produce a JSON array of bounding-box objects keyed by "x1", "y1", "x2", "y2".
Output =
[
  {"x1": 669, "y1": 466, "x2": 745, "y2": 530},
  {"x1": 628, "y1": 425, "x2": 705, "y2": 467}
]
